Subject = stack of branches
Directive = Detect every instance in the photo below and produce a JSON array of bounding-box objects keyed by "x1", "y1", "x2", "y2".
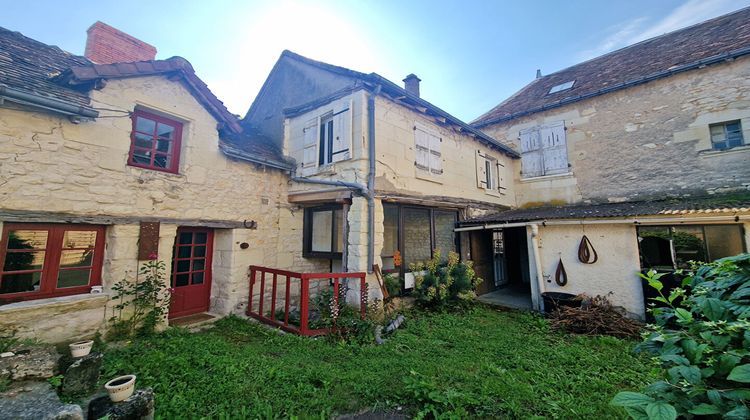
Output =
[{"x1": 549, "y1": 294, "x2": 643, "y2": 339}]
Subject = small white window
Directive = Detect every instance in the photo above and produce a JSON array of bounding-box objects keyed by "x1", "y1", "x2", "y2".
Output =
[
  {"x1": 299, "y1": 101, "x2": 352, "y2": 175},
  {"x1": 476, "y1": 151, "x2": 504, "y2": 193},
  {"x1": 414, "y1": 124, "x2": 443, "y2": 176},
  {"x1": 548, "y1": 80, "x2": 575, "y2": 94}
]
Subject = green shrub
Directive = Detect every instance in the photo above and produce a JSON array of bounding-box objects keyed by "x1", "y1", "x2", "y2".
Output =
[
  {"x1": 612, "y1": 254, "x2": 750, "y2": 419},
  {"x1": 384, "y1": 273, "x2": 402, "y2": 297},
  {"x1": 107, "y1": 259, "x2": 171, "y2": 340},
  {"x1": 411, "y1": 251, "x2": 482, "y2": 310}
]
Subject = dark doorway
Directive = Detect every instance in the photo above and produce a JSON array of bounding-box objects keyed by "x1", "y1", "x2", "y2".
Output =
[{"x1": 472, "y1": 226, "x2": 532, "y2": 310}]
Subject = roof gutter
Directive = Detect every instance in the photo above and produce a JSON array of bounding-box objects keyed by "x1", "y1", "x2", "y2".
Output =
[
  {"x1": 474, "y1": 46, "x2": 750, "y2": 128},
  {"x1": 0, "y1": 86, "x2": 99, "y2": 118}
]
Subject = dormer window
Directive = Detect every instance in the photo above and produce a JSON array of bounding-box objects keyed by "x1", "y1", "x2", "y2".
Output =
[{"x1": 548, "y1": 80, "x2": 575, "y2": 94}]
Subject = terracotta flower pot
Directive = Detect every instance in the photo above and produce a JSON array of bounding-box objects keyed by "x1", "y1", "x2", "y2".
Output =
[
  {"x1": 69, "y1": 340, "x2": 94, "y2": 358},
  {"x1": 104, "y1": 375, "x2": 136, "y2": 402}
]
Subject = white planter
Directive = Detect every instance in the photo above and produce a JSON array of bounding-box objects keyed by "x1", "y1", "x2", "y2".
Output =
[
  {"x1": 105, "y1": 375, "x2": 136, "y2": 402},
  {"x1": 69, "y1": 340, "x2": 94, "y2": 358}
]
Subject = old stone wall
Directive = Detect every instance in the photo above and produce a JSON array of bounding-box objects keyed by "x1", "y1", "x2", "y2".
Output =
[
  {"x1": 373, "y1": 96, "x2": 517, "y2": 208},
  {"x1": 0, "y1": 75, "x2": 304, "y2": 342},
  {"x1": 481, "y1": 56, "x2": 750, "y2": 205}
]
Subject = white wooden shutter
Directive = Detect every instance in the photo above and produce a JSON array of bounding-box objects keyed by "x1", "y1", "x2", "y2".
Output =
[
  {"x1": 475, "y1": 150, "x2": 487, "y2": 188},
  {"x1": 540, "y1": 121, "x2": 568, "y2": 175},
  {"x1": 331, "y1": 102, "x2": 352, "y2": 163},
  {"x1": 414, "y1": 127, "x2": 430, "y2": 171},
  {"x1": 519, "y1": 128, "x2": 543, "y2": 178},
  {"x1": 428, "y1": 133, "x2": 442, "y2": 175},
  {"x1": 496, "y1": 160, "x2": 507, "y2": 193},
  {"x1": 301, "y1": 117, "x2": 319, "y2": 175}
]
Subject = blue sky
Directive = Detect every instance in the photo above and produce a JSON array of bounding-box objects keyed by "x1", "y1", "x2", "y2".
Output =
[{"x1": 3, "y1": 0, "x2": 749, "y2": 121}]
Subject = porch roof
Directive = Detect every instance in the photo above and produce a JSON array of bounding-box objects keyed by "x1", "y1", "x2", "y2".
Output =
[{"x1": 460, "y1": 193, "x2": 750, "y2": 225}]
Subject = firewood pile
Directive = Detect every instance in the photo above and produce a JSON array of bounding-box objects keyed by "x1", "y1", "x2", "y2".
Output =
[{"x1": 548, "y1": 294, "x2": 643, "y2": 339}]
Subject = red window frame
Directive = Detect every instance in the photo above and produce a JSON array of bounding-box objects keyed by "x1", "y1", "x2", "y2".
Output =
[
  {"x1": 0, "y1": 224, "x2": 106, "y2": 304},
  {"x1": 127, "y1": 109, "x2": 183, "y2": 174}
]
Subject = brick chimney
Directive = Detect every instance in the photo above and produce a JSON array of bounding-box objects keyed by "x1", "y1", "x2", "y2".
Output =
[
  {"x1": 403, "y1": 74, "x2": 421, "y2": 97},
  {"x1": 84, "y1": 21, "x2": 157, "y2": 64}
]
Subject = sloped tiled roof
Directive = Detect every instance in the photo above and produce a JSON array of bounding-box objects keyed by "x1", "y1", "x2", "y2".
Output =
[
  {"x1": 259, "y1": 50, "x2": 519, "y2": 158},
  {"x1": 472, "y1": 7, "x2": 750, "y2": 127},
  {"x1": 59, "y1": 57, "x2": 242, "y2": 133},
  {"x1": 461, "y1": 193, "x2": 750, "y2": 224},
  {"x1": 220, "y1": 125, "x2": 292, "y2": 170},
  {"x1": 0, "y1": 26, "x2": 92, "y2": 107}
]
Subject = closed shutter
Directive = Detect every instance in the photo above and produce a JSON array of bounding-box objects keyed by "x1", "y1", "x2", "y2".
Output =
[
  {"x1": 414, "y1": 127, "x2": 430, "y2": 171},
  {"x1": 496, "y1": 160, "x2": 507, "y2": 193},
  {"x1": 429, "y1": 133, "x2": 442, "y2": 175},
  {"x1": 301, "y1": 117, "x2": 319, "y2": 175},
  {"x1": 540, "y1": 121, "x2": 568, "y2": 175},
  {"x1": 331, "y1": 101, "x2": 352, "y2": 163},
  {"x1": 519, "y1": 128, "x2": 543, "y2": 178},
  {"x1": 476, "y1": 150, "x2": 487, "y2": 188}
]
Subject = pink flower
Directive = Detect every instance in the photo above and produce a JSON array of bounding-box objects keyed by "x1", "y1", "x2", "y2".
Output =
[
  {"x1": 168, "y1": 287, "x2": 175, "y2": 294},
  {"x1": 148, "y1": 252, "x2": 158, "y2": 260}
]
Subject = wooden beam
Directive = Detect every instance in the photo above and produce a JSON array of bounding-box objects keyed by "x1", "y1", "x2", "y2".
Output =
[{"x1": 0, "y1": 209, "x2": 247, "y2": 229}]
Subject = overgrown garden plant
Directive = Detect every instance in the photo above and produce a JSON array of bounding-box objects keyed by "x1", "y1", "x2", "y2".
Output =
[
  {"x1": 612, "y1": 254, "x2": 750, "y2": 419},
  {"x1": 108, "y1": 259, "x2": 171, "y2": 339},
  {"x1": 411, "y1": 251, "x2": 482, "y2": 310}
]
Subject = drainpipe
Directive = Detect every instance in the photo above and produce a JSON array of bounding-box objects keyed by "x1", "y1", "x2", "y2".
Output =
[
  {"x1": 366, "y1": 85, "x2": 382, "y2": 274},
  {"x1": 529, "y1": 224, "x2": 546, "y2": 312}
]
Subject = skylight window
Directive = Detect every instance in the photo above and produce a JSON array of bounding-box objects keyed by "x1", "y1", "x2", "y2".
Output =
[{"x1": 548, "y1": 80, "x2": 575, "y2": 94}]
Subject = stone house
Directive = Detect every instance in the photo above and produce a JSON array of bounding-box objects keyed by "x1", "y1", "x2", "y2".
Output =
[
  {"x1": 459, "y1": 8, "x2": 750, "y2": 318},
  {"x1": 0, "y1": 22, "x2": 298, "y2": 342},
  {"x1": 243, "y1": 51, "x2": 519, "y2": 298}
]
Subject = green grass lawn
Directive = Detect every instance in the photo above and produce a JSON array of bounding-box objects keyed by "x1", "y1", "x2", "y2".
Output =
[{"x1": 101, "y1": 306, "x2": 655, "y2": 418}]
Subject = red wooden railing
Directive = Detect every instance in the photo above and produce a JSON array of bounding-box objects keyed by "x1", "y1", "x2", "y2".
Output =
[{"x1": 246, "y1": 265, "x2": 367, "y2": 336}]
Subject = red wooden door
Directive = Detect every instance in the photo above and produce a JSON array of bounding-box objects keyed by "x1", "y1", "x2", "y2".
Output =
[{"x1": 169, "y1": 227, "x2": 213, "y2": 319}]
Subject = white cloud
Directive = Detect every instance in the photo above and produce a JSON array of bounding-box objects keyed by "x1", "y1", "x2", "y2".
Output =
[
  {"x1": 579, "y1": 0, "x2": 750, "y2": 60},
  {"x1": 202, "y1": 0, "x2": 388, "y2": 116}
]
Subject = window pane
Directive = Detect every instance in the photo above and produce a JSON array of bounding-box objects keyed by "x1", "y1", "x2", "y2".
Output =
[
  {"x1": 134, "y1": 132, "x2": 153, "y2": 149},
  {"x1": 638, "y1": 227, "x2": 674, "y2": 269},
  {"x1": 382, "y1": 205, "x2": 399, "y2": 256},
  {"x1": 156, "y1": 122, "x2": 175, "y2": 139},
  {"x1": 192, "y1": 272, "x2": 204, "y2": 285},
  {"x1": 8, "y1": 230, "x2": 48, "y2": 249},
  {"x1": 192, "y1": 259, "x2": 205, "y2": 271},
  {"x1": 175, "y1": 273, "x2": 189, "y2": 287},
  {"x1": 132, "y1": 149, "x2": 152, "y2": 164},
  {"x1": 156, "y1": 139, "x2": 172, "y2": 153},
  {"x1": 153, "y1": 154, "x2": 169, "y2": 168},
  {"x1": 434, "y1": 212, "x2": 457, "y2": 261},
  {"x1": 59, "y1": 250, "x2": 93, "y2": 269},
  {"x1": 194, "y1": 232, "x2": 207, "y2": 244},
  {"x1": 135, "y1": 116, "x2": 156, "y2": 134},
  {"x1": 311, "y1": 210, "x2": 333, "y2": 252},
  {"x1": 705, "y1": 225, "x2": 744, "y2": 260},
  {"x1": 62, "y1": 230, "x2": 97, "y2": 249},
  {"x1": 402, "y1": 208, "x2": 432, "y2": 268},
  {"x1": 0, "y1": 271, "x2": 42, "y2": 294},
  {"x1": 3, "y1": 251, "x2": 45, "y2": 272},
  {"x1": 177, "y1": 246, "x2": 191, "y2": 258},
  {"x1": 176, "y1": 260, "x2": 191, "y2": 273},
  {"x1": 709, "y1": 125, "x2": 725, "y2": 139},
  {"x1": 673, "y1": 226, "x2": 706, "y2": 267},
  {"x1": 57, "y1": 269, "x2": 91, "y2": 288},
  {"x1": 193, "y1": 246, "x2": 206, "y2": 257},
  {"x1": 178, "y1": 232, "x2": 193, "y2": 244}
]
